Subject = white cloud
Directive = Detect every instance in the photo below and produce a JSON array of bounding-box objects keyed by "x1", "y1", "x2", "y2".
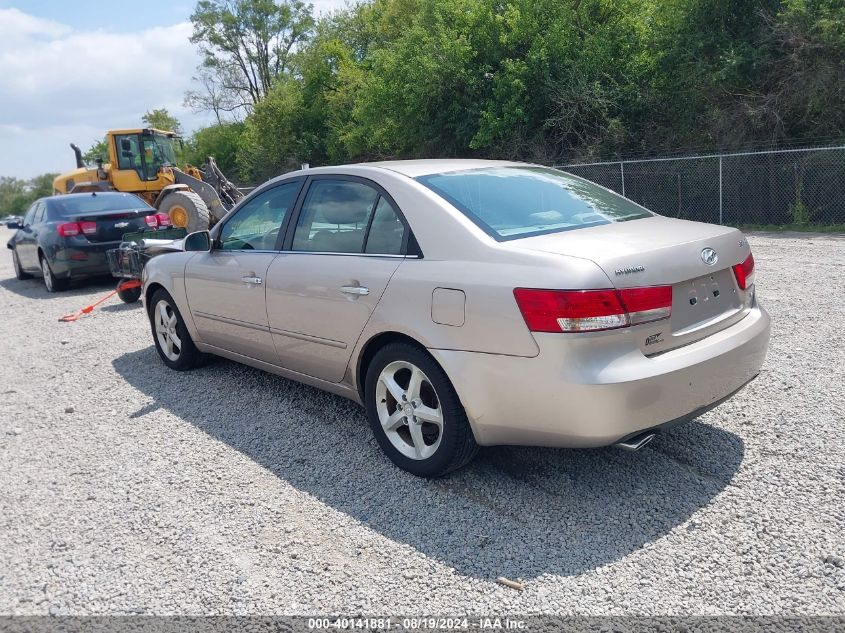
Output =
[
  {"x1": 0, "y1": 7, "x2": 70, "y2": 40},
  {"x1": 0, "y1": 2, "x2": 351, "y2": 179},
  {"x1": 0, "y1": 10, "x2": 210, "y2": 178}
]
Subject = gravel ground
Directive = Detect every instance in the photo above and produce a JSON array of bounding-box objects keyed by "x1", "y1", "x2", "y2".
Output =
[{"x1": 0, "y1": 227, "x2": 843, "y2": 616}]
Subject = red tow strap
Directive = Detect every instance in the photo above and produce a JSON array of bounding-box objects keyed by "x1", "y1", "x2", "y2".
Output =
[{"x1": 58, "y1": 280, "x2": 142, "y2": 322}]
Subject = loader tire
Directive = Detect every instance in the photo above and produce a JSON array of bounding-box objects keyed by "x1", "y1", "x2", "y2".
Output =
[{"x1": 158, "y1": 191, "x2": 211, "y2": 232}]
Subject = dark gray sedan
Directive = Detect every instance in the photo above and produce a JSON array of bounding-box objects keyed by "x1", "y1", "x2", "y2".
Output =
[{"x1": 6, "y1": 192, "x2": 170, "y2": 292}]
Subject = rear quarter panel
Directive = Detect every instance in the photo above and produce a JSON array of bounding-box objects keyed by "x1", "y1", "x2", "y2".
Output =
[{"x1": 352, "y1": 247, "x2": 614, "y2": 375}]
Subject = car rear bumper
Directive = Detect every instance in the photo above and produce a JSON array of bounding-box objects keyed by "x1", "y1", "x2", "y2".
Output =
[
  {"x1": 430, "y1": 302, "x2": 771, "y2": 448},
  {"x1": 49, "y1": 241, "x2": 120, "y2": 279}
]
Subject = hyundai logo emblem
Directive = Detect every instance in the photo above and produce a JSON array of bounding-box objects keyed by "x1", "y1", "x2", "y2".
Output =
[{"x1": 700, "y1": 248, "x2": 718, "y2": 266}]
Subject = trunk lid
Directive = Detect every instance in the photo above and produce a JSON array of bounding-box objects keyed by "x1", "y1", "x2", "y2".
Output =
[
  {"x1": 63, "y1": 209, "x2": 154, "y2": 243},
  {"x1": 508, "y1": 216, "x2": 754, "y2": 353}
]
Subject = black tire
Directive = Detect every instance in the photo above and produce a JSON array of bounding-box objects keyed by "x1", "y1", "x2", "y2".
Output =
[
  {"x1": 12, "y1": 248, "x2": 32, "y2": 280},
  {"x1": 157, "y1": 191, "x2": 212, "y2": 232},
  {"x1": 116, "y1": 281, "x2": 142, "y2": 303},
  {"x1": 364, "y1": 342, "x2": 478, "y2": 477},
  {"x1": 147, "y1": 289, "x2": 204, "y2": 370},
  {"x1": 40, "y1": 254, "x2": 68, "y2": 292}
]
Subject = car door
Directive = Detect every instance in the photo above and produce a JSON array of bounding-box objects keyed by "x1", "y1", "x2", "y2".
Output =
[
  {"x1": 266, "y1": 176, "x2": 411, "y2": 382},
  {"x1": 184, "y1": 180, "x2": 302, "y2": 364},
  {"x1": 15, "y1": 202, "x2": 42, "y2": 270}
]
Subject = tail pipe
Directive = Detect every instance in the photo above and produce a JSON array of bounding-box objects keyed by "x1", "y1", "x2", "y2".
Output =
[
  {"x1": 614, "y1": 432, "x2": 656, "y2": 451},
  {"x1": 70, "y1": 143, "x2": 84, "y2": 168}
]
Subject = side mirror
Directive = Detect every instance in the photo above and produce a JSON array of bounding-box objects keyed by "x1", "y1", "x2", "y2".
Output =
[
  {"x1": 183, "y1": 230, "x2": 212, "y2": 252},
  {"x1": 6, "y1": 221, "x2": 21, "y2": 229}
]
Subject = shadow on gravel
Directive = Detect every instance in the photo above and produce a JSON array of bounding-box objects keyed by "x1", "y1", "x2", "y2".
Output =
[
  {"x1": 113, "y1": 347, "x2": 744, "y2": 581},
  {"x1": 100, "y1": 301, "x2": 143, "y2": 313},
  {"x1": 0, "y1": 274, "x2": 115, "y2": 300}
]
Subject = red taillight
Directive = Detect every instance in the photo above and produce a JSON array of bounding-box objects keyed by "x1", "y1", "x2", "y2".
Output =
[
  {"x1": 513, "y1": 286, "x2": 672, "y2": 333},
  {"x1": 145, "y1": 213, "x2": 172, "y2": 228},
  {"x1": 732, "y1": 253, "x2": 755, "y2": 290},
  {"x1": 57, "y1": 222, "x2": 80, "y2": 237},
  {"x1": 619, "y1": 286, "x2": 673, "y2": 325},
  {"x1": 79, "y1": 221, "x2": 97, "y2": 235}
]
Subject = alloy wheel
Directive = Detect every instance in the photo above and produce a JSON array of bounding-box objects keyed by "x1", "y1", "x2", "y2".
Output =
[
  {"x1": 154, "y1": 299, "x2": 182, "y2": 362},
  {"x1": 375, "y1": 360, "x2": 444, "y2": 460},
  {"x1": 41, "y1": 259, "x2": 53, "y2": 291}
]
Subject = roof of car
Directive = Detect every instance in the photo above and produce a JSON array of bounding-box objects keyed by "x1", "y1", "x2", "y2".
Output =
[
  {"x1": 48, "y1": 192, "x2": 137, "y2": 200},
  {"x1": 364, "y1": 159, "x2": 525, "y2": 177},
  {"x1": 297, "y1": 159, "x2": 526, "y2": 179},
  {"x1": 43, "y1": 192, "x2": 142, "y2": 205}
]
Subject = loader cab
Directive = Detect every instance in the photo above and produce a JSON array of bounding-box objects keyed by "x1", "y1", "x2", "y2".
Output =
[{"x1": 108, "y1": 128, "x2": 180, "y2": 194}]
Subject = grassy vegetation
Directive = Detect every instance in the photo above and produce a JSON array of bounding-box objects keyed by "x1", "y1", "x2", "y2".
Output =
[{"x1": 735, "y1": 224, "x2": 845, "y2": 234}]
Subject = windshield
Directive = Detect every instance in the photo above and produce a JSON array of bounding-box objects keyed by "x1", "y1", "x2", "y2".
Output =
[
  {"x1": 417, "y1": 166, "x2": 653, "y2": 240},
  {"x1": 142, "y1": 133, "x2": 178, "y2": 173},
  {"x1": 52, "y1": 193, "x2": 153, "y2": 216}
]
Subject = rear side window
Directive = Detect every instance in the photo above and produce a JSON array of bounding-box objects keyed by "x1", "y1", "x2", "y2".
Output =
[
  {"x1": 417, "y1": 166, "x2": 652, "y2": 240},
  {"x1": 365, "y1": 198, "x2": 405, "y2": 255},
  {"x1": 32, "y1": 203, "x2": 45, "y2": 224},
  {"x1": 292, "y1": 180, "x2": 379, "y2": 254}
]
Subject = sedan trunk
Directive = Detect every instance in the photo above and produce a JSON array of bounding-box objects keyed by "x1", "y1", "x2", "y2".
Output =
[
  {"x1": 508, "y1": 216, "x2": 755, "y2": 353},
  {"x1": 63, "y1": 209, "x2": 154, "y2": 243}
]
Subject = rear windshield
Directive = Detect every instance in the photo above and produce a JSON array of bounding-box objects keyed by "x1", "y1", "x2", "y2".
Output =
[
  {"x1": 417, "y1": 166, "x2": 652, "y2": 240},
  {"x1": 51, "y1": 193, "x2": 152, "y2": 217}
]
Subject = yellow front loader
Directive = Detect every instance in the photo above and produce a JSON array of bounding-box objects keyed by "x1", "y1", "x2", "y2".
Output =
[{"x1": 53, "y1": 128, "x2": 243, "y2": 231}]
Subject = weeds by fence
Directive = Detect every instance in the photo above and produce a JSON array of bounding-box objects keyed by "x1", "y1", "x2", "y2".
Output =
[{"x1": 558, "y1": 145, "x2": 845, "y2": 227}]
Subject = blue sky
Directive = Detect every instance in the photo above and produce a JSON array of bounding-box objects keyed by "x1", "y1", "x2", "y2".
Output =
[
  {"x1": 0, "y1": 0, "x2": 347, "y2": 179},
  {"x1": 1, "y1": 0, "x2": 199, "y2": 30}
]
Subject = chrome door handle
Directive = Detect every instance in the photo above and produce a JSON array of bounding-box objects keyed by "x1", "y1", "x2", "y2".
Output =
[
  {"x1": 340, "y1": 285, "x2": 369, "y2": 296},
  {"x1": 241, "y1": 275, "x2": 263, "y2": 285}
]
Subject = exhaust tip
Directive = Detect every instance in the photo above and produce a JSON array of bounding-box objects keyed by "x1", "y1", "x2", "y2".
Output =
[{"x1": 614, "y1": 432, "x2": 657, "y2": 452}]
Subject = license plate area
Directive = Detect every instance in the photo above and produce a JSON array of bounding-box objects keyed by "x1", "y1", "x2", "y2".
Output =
[{"x1": 671, "y1": 269, "x2": 741, "y2": 333}]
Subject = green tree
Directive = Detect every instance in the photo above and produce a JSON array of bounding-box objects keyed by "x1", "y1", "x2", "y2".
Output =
[
  {"x1": 0, "y1": 174, "x2": 59, "y2": 217},
  {"x1": 238, "y1": 77, "x2": 307, "y2": 182},
  {"x1": 83, "y1": 138, "x2": 109, "y2": 165},
  {"x1": 189, "y1": 0, "x2": 315, "y2": 114},
  {"x1": 142, "y1": 108, "x2": 183, "y2": 134},
  {"x1": 195, "y1": 0, "x2": 845, "y2": 179},
  {"x1": 187, "y1": 122, "x2": 246, "y2": 175},
  {"x1": 0, "y1": 177, "x2": 30, "y2": 217}
]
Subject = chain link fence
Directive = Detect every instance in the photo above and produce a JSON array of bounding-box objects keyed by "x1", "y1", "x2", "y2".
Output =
[{"x1": 558, "y1": 145, "x2": 845, "y2": 226}]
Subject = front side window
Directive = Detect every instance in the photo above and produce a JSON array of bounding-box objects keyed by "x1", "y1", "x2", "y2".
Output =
[
  {"x1": 292, "y1": 180, "x2": 380, "y2": 253},
  {"x1": 417, "y1": 166, "x2": 653, "y2": 241},
  {"x1": 142, "y1": 134, "x2": 177, "y2": 177},
  {"x1": 219, "y1": 182, "x2": 299, "y2": 251},
  {"x1": 23, "y1": 204, "x2": 37, "y2": 226}
]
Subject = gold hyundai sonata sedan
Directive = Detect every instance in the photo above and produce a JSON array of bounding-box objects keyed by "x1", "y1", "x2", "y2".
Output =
[{"x1": 141, "y1": 160, "x2": 770, "y2": 477}]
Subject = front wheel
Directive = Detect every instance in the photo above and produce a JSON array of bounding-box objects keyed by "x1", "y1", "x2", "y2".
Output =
[
  {"x1": 148, "y1": 289, "x2": 204, "y2": 370},
  {"x1": 364, "y1": 342, "x2": 478, "y2": 477}
]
